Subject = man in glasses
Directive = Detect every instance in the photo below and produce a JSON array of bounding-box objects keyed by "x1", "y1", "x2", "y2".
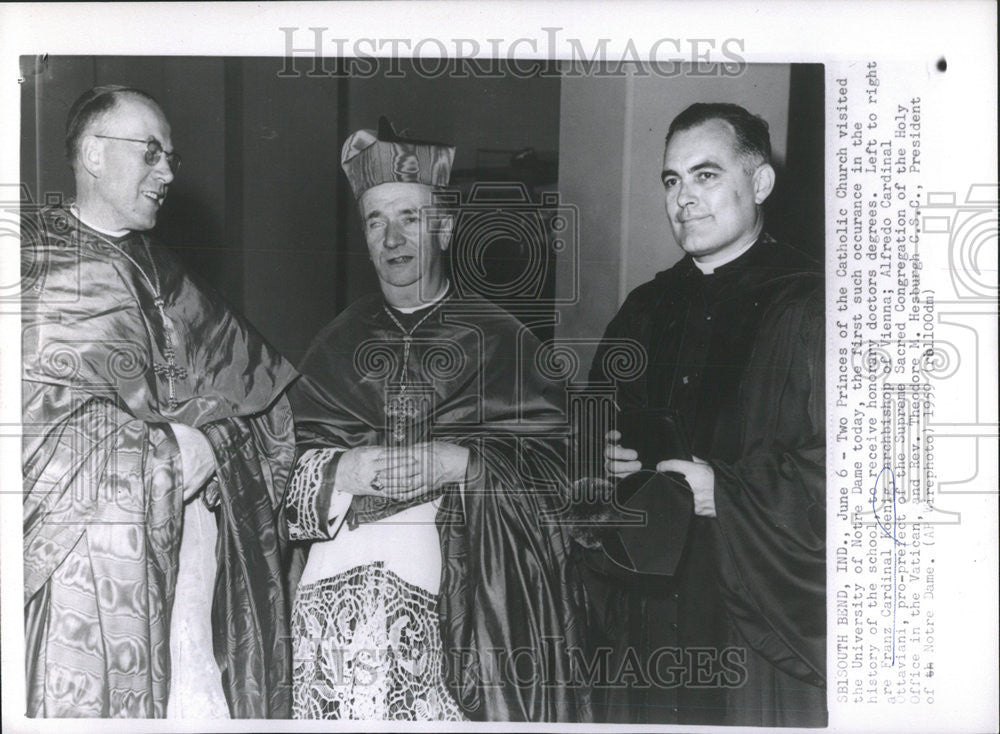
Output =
[
  {"x1": 71, "y1": 92, "x2": 179, "y2": 232},
  {"x1": 22, "y1": 85, "x2": 297, "y2": 718}
]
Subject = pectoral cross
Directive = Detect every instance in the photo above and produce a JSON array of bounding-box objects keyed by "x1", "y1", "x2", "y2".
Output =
[
  {"x1": 80, "y1": 230, "x2": 190, "y2": 412},
  {"x1": 386, "y1": 389, "x2": 422, "y2": 444},
  {"x1": 152, "y1": 296, "x2": 186, "y2": 411},
  {"x1": 153, "y1": 360, "x2": 188, "y2": 410},
  {"x1": 384, "y1": 383, "x2": 433, "y2": 446}
]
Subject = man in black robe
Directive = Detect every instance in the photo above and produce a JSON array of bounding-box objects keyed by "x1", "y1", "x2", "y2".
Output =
[
  {"x1": 583, "y1": 103, "x2": 826, "y2": 727},
  {"x1": 286, "y1": 119, "x2": 589, "y2": 722},
  {"x1": 22, "y1": 85, "x2": 296, "y2": 717}
]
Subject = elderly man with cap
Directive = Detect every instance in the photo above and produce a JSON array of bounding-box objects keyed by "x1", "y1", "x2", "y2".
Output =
[
  {"x1": 285, "y1": 119, "x2": 590, "y2": 722},
  {"x1": 22, "y1": 85, "x2": 297, "y2": 718}
]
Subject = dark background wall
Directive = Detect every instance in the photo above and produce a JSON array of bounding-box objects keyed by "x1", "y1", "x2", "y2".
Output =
[
  {"x1": 21, "y1": 57, "x2": 821, "y2": 368},
  {"x1": 20, "y1": 56, "x2": 562, "y2": 364},
  {"x1": 340, "y1": 65, "x2": 562, "y2": 308}
]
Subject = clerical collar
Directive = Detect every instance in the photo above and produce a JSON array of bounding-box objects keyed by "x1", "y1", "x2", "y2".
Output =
[
  {"x1": 692, "y1": 237, "x2": 758, "y2": 275},
  {"x1": 69, "y1": 204, "x2": 131, "y2": 239},
  {"x1": 388, "y1": 281, "x2": 451, "y2": 314}
]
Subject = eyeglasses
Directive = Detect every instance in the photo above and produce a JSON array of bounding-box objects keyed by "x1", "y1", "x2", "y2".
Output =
[{"x1": 94, "y1": 135, "x2": 181, "y2": 173}]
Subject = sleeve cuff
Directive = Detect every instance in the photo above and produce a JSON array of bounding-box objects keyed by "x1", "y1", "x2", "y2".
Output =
[{"x1": 286, "y1": 448, "x2": 345, "y2": 541}]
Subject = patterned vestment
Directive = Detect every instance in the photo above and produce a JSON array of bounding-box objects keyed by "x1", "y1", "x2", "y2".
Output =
[{"x1": 22, "y1": 206, "x2": 297, "y2": 717}]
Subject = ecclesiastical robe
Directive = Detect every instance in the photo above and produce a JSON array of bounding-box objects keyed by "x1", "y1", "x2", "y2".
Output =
[
  {"x1": 582, "y1": 234, "x2": 827, "y2": 727},
  {"x1": 22, "y1": 205, "x2": 298, "y2": 718},
  {"x1": 287, "y1": 289, "x2": 591, "y2": 722}
]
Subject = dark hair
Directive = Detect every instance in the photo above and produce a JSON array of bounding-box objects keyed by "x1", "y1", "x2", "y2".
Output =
[
  {"x1": 665, "y1": 102, "x2": 771, "y2": 168},
  {"x1": 64, "y1": 85, "x2": 161, "y2": 166}
]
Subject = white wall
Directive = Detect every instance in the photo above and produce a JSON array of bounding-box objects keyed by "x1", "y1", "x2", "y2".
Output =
[{"x1": 554, "y1": 74, "x2": 629, "y2": 354}]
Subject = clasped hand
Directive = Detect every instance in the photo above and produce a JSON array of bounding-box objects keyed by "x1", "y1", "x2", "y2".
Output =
[
  {"x1": 604, "y1": 430, "x2": 717, "y2": 517},
  {"x1": 336, "y1": 441, "x2": 470, "y2": 503}
]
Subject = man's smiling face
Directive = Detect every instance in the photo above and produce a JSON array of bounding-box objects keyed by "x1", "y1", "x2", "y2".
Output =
[
  {"x1": 89, "y1": 94, "x2": 175, "y2": 232},
  {"x1": 360, "y1": 182, "x2": 448, "y2": 294},
  {"x1": 661, "y1": 118, "x2": 773, "y2": 264}
]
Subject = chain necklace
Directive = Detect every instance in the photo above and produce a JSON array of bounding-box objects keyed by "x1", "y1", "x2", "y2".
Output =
[
  {"x1": 70, "y1": 206, "x2": 187, "y2": 410},
  {"x1": 381, "y1": 287, "x2": 449, "y2": 445},
  {"x1": 381, "y1": 286, "x2": 450, "y2": 389}
]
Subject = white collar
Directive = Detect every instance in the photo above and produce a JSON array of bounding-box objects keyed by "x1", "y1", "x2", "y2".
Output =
[
  {"x1": 692, "y1": 238, "x2": 757, "y2": 275},
  {"x1": 391, "y1": 280, "x2": 451, "y2": 314},
  {"x1": 70, "y1": 204, "x2": 131, "y2": 238}
]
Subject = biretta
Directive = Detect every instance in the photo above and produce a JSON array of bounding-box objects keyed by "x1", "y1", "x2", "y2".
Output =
[{"x1": 340, "y1": 116, "x2": 455, "y2": 199}]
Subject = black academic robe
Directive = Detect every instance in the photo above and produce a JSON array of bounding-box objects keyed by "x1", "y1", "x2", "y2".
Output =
[
  {"x1": 583, "y1": 234, "x2": 827, "y2": 727},
  {"x1": 289, "y1": 290, "x2": 592, "y2": 722}
]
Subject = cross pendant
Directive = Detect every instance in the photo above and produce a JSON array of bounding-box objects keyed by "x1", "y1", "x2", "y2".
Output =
[{"x1": 153, "y1": 361, "x2": 188, "y2": 410}]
